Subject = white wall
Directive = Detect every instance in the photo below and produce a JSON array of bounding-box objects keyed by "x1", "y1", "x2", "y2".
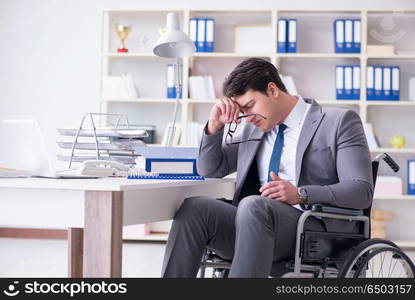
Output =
[{"x1": 0, "y1": 0, "x2": 414, "y2": 168}]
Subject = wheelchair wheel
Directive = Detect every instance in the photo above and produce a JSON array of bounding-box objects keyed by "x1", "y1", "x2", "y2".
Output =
[{"x1": 338, "y1": 239, "x2": 415, "y2": 278}]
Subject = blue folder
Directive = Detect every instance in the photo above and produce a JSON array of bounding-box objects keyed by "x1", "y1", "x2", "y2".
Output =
[
  {"x1": 205, "y1": 18, "x2": 214, "y2": 52},
  {"x1": 391, "y1": 66, "x2": 400, "y2": 101},
  {"x1": 287, "y1": 19, "x2": 297, "y2": 53},
  {"x1": 334, "y1": 19, "x2": 345, "y2": 53},
  {"x1": 409, "y1": 160, "x2": 415, "y2": 195},
  {"x1": 366, "y1": 66, "x2": 375, "y2": 100},
  {"x1": 277, "y1": 18, "x2": 287, "y2": 53}
]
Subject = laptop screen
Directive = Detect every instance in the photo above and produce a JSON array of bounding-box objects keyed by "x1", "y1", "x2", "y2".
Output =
[{"x1": 0, "y1": 120, "x2": 55, "y2": 177}]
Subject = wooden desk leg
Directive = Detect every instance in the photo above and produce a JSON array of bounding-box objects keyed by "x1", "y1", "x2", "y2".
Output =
[
  {"x1": 83, "y1": 191, "x2": 123, "y2": 277},
  {"x1": 68, "y1": 227, "x2": 84, "y2": 278}
]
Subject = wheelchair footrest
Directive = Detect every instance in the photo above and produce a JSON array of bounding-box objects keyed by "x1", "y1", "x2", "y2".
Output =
[{"x1": 301, "y1": 231, "x2": 367, "y2": 264}]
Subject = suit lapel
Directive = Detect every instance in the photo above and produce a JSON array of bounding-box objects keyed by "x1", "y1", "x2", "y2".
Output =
[{"x1": 295, "y1": 99, "x2": 325, "y2": 184}]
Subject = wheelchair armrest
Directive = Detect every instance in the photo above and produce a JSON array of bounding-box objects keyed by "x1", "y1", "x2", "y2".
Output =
[
  {"x1": 216, "y1": 197, "x2": 233, "y2": 204},
  {"x1": 310, "y1": 204, "x2": 363, "y2": 216}
]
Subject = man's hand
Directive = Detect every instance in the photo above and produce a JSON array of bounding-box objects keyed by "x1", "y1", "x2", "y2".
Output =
[
  {"x1": 206, "y1": 98, "x2": 240, "y2": 135},
  {"x1": 259, "y1": 172, "x2": 300, "y2": 205}
]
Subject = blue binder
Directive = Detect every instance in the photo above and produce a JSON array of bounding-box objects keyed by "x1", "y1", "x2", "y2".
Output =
[
  {"x1": 334, "y1": 19, "x2": 345, "y2": 53},
  {"x1": 382, "y1": 66, "x2": 392, "y2": 100},
  {"x1": 344, "y1": 19, "x2": 353, "y2": 53},
  {"x1": 344, "y1": 66, "x2": 353, "y2": 98},
  {"x1": 408, "y1": 160, "x2": 415, "y2": 195},
  {"x1": 352, "y1": 65, "x2": 360, "y2": 100},
  {"x1": 128, "y1": 174, "x2": 204, "y2": 180},
  {"x1": 277, "y1": 18, "x2": 287, "y2": 53},
  {"x1": 189, "y1": 18, "x2": 198, "y2": 50},
  {"x1": 335, "y1": 65, "x2": 345, "y2": 100},
  {"x1": 166, "y1": 64, "x2": 176, "y2": 99},
  {"x1": 287, "y1": 19, "x2": 297, "y2": 53},
  {"x1": 373, "y1": 66, "x2": 383, "y2": 100},
  {"x1": 205, "y1": 18, "x2": 214, "y2": 52},
  {"x1": 391, "y1": 66, "x2": 400, "y2": 101},
  {"x1": 145, "y1": 158, "x2": 199, "y2": 176},
  {"x1": 196, "y1": 18, "x2": 206, "y2": 52},
  {"x1": 366, "y1": 66, "x2": 375, "y2": 100},
  {"x1": 352, "y1": 19, "x2": 361, "y2": 53}
]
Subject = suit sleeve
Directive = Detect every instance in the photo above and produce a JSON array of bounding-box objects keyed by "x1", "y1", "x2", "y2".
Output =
[
  {"x1": 196, "y1": 122, "x2": 238, "y2": 178},
  {"x1": 302, "y1": 110, "x2": 374, "y2": 209}
]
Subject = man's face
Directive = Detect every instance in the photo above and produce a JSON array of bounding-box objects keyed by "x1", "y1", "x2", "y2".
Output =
[{"x1": 232, "y1": 88, "x2": 280, "y2": 132}]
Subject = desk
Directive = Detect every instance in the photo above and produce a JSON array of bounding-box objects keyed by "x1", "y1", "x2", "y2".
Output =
[{"x1": 0, "y1": 177, "x2": 235, "y2": 277}]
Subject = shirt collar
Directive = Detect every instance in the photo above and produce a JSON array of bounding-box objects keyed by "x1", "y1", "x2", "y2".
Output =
[{"x1": 282, "y1": 95, "x2": 308, "y2": 130}]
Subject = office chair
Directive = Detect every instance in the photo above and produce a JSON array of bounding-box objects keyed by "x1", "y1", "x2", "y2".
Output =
[{"x1": 199, "y1": 153, "x2": 415, "y2": 278}]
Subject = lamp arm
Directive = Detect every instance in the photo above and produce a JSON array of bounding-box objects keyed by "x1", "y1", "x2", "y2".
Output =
[{"x1": 166, "y1": 58, "x2": 182, "y2": 147}]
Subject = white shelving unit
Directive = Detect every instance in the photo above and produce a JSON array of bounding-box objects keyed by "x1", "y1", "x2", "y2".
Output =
[{"x1": 100, "y1": 9, "x2": 415, "y2": 242}]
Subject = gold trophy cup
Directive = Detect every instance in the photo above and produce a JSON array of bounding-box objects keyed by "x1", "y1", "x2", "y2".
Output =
[{"x1": 116, "y1": 24, "x2": 131, "y2": 53}]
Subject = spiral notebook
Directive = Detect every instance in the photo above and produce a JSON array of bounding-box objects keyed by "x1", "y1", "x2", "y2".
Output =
[{"x1": 127, "y1": 174, "x2": 204, "y2": 180}]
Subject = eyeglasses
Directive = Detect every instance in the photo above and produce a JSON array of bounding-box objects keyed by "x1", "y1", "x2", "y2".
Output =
[{"x1": 225, "y1": 113, "x2": 267, "y2": 146}]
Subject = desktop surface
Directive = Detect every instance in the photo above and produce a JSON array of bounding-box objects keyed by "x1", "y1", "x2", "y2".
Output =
[{"x1": 0, "y1": 177, "x2": 235, "y2": 192}]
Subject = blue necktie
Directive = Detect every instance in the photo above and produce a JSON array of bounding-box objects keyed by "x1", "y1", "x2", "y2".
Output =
[{"x1": 267, "y1": 124, "x2": 287, "y2": 182}]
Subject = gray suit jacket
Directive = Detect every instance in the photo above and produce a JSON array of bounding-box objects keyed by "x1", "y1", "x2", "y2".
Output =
[{"x1": 197, "y1": 98, "x2": 373, "y2": 214}]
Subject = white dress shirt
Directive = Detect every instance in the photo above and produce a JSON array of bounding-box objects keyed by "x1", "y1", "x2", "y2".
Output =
[{"x1": 256, "y1": 96, "x2": 311, "y2": 210}]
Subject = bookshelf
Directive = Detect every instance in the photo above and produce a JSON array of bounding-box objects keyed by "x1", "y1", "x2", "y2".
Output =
[{"x1": 100, "y1": 8, "x2": 415, "y2": 242}]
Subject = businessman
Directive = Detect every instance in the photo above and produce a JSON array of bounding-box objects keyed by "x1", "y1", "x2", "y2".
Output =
[{"x1": 161, "y1": 58, "x2": 373, "y2": 277}]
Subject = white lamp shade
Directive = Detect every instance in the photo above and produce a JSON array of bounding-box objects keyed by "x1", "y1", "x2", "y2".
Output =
[{"x1": 153, "y1": 12, "x2": 195, "y2": 58}]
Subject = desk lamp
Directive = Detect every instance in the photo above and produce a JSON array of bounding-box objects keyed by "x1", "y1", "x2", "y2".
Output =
[{"x1": 153, "y1": 12, "x2": 195, "y2": 146}]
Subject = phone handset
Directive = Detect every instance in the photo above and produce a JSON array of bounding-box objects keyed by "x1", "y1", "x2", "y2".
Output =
[{"x1": 79, "y1": 160, "x2": 130, "y2": 177}]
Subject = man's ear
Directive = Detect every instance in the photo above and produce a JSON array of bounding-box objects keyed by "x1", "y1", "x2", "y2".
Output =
[{"x1": 267, "y1": 82, "x2": 279, "y2": 99}]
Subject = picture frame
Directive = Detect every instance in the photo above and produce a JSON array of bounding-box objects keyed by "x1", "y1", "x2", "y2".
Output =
[{"x1": 233, "y1": 24, "x2": 272, "y2": 54}]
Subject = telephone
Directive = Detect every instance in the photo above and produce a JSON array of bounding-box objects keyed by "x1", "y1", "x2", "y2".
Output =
[{"x1": 78, "y1": 160, "x2": 130, "y2": 177}]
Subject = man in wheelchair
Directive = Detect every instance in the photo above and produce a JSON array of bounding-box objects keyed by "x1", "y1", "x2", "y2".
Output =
[{"x1": 161, "y1": 58, "x2": 415, "y2": 278}]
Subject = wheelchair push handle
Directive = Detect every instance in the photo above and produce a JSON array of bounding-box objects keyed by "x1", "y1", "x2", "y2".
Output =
[{"x1": 374, "y1": 153, "x2": 400, "y2": 172}]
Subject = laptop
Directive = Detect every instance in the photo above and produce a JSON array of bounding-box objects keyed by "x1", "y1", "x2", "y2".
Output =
[{"x1": 0, "y1": 119, "x2": 96, "y2": 178}]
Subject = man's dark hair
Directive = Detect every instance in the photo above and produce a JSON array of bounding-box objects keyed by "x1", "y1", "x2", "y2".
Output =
[{"x1": 222, "y1": 58, "x2": 287, "y2": 98}]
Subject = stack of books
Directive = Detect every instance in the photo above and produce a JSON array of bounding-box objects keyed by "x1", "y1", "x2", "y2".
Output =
[
  {"x1": 102, "y1": 73, "x2": 138, "y2": 99},
  {"x1": 188, "y1": 75, "x2": 215, "y2": 100}
]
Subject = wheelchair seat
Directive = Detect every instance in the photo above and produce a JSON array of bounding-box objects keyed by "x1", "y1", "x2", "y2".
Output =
[{"x1": 199, "y1": 153, "x2": 415, "y2": 278}]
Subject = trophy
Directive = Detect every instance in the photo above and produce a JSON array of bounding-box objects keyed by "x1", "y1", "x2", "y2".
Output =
[{"x1": 116, "y1": 24, "x2": 131, "y2": 53}]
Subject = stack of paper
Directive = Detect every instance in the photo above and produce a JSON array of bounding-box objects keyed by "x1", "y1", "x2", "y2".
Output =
[
  {"x1": 188, "y1": 76, "x2": 215, "y2": 100},
  {"x1": 185, "y1": 121, "x2": 205, "y2": 147},
  {"x1": 363, "y1": 123, "x2": 381, "y2": 150},
  {"x1": 102, "y1": 73, "x2": 139, "y2": 99}
]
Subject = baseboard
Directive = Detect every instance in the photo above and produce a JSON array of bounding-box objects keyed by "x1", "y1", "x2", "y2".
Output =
[{"x1": 0, "y1": 228, "x2": 67, "y2": 239}]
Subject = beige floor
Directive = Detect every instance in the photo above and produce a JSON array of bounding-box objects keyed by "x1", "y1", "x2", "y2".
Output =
[
  {"x1": 0, "y1": 237, "x2": 414, "y2": 277},
  {"x1": 0, "y1": 238, "x2": 166, "y2": 277}
]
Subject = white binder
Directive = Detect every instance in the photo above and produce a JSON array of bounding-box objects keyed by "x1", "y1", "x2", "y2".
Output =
[
  {"x1": 205, "y1": 19, "x2": 214, "y2": 52},
  {"x1": 392, "y1": 67, "x2": 400, "y2": 100},
  {"x1": 344, "y1": 66, "x2": 352, "y2": 96},
  {"x1": 334, "y1": 19, "x2": 344, "y2": 53},
  {"x1": 336, "y1": 66, "x2": 344, "y2": 99},
  {"x1": 374, "y1": 66, "x2": 383, "y2": 99},
  {"x1": 345, "y1": 19, "x2": 353, "y2": 51},
  {"x1": 277, "y1": 19, "x2": 287, "y2": 53},
  {"x1": 189, "y1": 18, "x2": 197, "y2": 44},
  {"x1": 352, "y1": 65, "x2": 360, "y2": 99},
  {"x1": 383, "y1": 67, "x2": 391, "y2": 99},
  {"x1": 197, "y1": 18, "x2": 206, "y2": 52}
]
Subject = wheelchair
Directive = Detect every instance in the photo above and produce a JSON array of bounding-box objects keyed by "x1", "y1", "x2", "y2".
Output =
[{"x1": 199, "y1": 153, "x2": 415, "y2": 278}]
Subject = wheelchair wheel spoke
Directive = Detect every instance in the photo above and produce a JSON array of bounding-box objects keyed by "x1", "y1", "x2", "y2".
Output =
[{"x1": 388, "y1": 255, "x2": 399, "y2": 277}]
